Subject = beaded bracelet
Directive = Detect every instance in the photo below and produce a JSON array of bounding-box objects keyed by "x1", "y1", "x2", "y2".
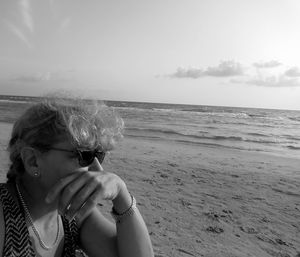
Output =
[{"x1": 111, "y1": 194, "x2": 137, "y2": 223}]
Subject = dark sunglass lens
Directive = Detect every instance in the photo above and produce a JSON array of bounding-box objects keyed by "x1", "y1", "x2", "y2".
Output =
[
  {"x1": 95, "y1": 151, "x2": 105, "y2": 164},
  {"x1": 78, "y1": 150, "x2": 95, "y2": 167}
]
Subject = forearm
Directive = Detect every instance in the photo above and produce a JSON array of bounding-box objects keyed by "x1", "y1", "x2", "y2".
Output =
[
  {"x1": 75, "y1": 171, "x2": 154, "y2": 257},
  {"x1": 113, "y1": 189, "x2": 154, "y2": 257},
  {"x1": 116, "y1": 208, "x2": 154, "y2": 257}
]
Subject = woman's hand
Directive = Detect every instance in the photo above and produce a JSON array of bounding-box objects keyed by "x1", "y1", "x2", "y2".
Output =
[{"x1": 45, "y1": 163, "x2": 129, "y2": 225}]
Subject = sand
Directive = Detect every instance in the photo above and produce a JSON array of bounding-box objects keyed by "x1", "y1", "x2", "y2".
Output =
[{"x1": 0, "y1": 122, "x2": 299, "y2": 257}]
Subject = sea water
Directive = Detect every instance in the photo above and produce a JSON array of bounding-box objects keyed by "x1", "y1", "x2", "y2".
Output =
[{"x1": 0, "y1": 95, "x2": 299, "y2": 159}]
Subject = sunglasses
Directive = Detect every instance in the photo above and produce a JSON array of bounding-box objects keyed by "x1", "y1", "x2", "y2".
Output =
[{"x1": 46, "y1": 147, "x2": 105, "y2": 167}]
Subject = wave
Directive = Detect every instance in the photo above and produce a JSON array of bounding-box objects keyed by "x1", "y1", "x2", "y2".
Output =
[
  {"x1": 284, "y1": 135, "x2": 300, "y2": 141},
  {"x1": 180, "y1": 107, "x2": 250, "y2": 116},
  {"x1": 287, "y1": 145, "x2": 300, "y2": 150},
  {"x1": 0, "y1": 99, "x2": 31, "y2": 104},
  {"x1": 203, "y1": 126, "x2": 218, "y2": 129},
  {"x1": 118, "y1": 105, "x2": 254, "y2": 119},
  {"x1": 248, "y1": 113, "x2": 267, "y2": 118},
  {"x1": 125, "y1": 127, "x2": 218, "y2": 141},
  {"x1": 195, "y1": 111, "x2": 251, "y2": 119},
  {"x1": 125, "y1": 127, "x2": 279, "y2": 145},
  {"x1": 206, "y1": 120, "x2": 278, "y2": 128},
  {"x1": 208, "y1": 135, "x2": 276, "y2": 145},
  {"x1": 126, "y1": 127, "x2": 237, "y2": 141},
  {"x1": 288, "y1": 116, "x2": 300, "y2": 122},
  {"x1": 125, "y1": 133, "x2": 268, "y2": 153},
  {"x1": 246, "y1": 132, "x2": 269, "y2": 137},
  {"x1": 213, "y1": 135, "x2": 244, "y2": 141},
  {"x1": 125, "y1": 127, "x2": 183, "y2": 136},
  {"x1": 180, "y1": 108, "x2": 210, "y2": 113}
]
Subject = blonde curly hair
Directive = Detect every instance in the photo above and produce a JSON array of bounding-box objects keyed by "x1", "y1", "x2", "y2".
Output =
[{"x1": 7, "y1": 95, "x2": 124, "y2": 181}]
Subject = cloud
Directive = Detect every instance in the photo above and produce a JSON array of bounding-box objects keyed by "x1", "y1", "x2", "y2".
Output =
[
  {"x1": 167, "y1": 59, "x2": 300, "y2": 87},
  {"x1": 253, "y1": 60, "x2": 281, "y2": 68},
  {"x1": 232, "y1": 61, "x2": 300, "y2": 87},
  {"x1": 205, "y1": 61, "x2": 244, "y2": 77},
  {"x1": 14, "y1": 75, "x2": 45, "y2": 83},
  {"x1": 170, "y1": 60, "x2": 244, "y2": 79},
  {"x1": 170, "y1": 67, "x2": 204, "y2": 79},
  {"x1": 19, "y1": 0, "x2": 34, "y2": 33},
  {"x1": 12, "y1": 70, "x2": 75, "y2": 83},
  {"x1": 3, "y1": 20, "x2": 32, "y2": 49},
  {"x1": 232, "y1": 75, "x2": 300, "y2": 87},
  {"x1": 48, "y1": 0, "x2": 73, "y2": 32},
  {"x1": 3, "y1": 0, "x2": 73, "y2": 48},
  {"x1": 2, "y1": 0, "x2": 34, "y2": 48},
  {"x1": 284, "y1": 67, "x2": 300, "y2": 77}
]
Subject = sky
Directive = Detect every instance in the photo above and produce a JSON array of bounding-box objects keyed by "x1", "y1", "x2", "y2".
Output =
[{"x1": 1, "y1": 0, "x2": 300, "y2": 110}]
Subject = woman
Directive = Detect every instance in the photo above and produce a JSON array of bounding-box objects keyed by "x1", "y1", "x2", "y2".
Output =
[{"x1": 0, "y1": 96, "x2": 154, "y2": 257}]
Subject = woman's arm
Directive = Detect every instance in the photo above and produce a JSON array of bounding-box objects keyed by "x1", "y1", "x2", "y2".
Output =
[
  {"x1": 78, "y1": 208, "x2": 118, "y2": 257},
  {"x1": 46, "y1": 163, "x2": 154, "y2": 257},
  {"x1": 113, "y1": 188, "x2": 154, "y2": 257},
  {"x1": 79, "y1": 187, "x2": 154, "y2": 257}
]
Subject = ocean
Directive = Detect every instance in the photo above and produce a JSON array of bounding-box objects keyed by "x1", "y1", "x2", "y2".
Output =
[{"x1": 0, "y1": 95, "x2": 299, "y2": 159}]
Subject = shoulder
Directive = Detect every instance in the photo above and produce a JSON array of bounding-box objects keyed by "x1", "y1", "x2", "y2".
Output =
[
  {"x1": 0, "y1": 182, "x2": 18, "y2": 252},
  {"x1": 0, "y1": 182, "x2": 17, "y2": 252}
]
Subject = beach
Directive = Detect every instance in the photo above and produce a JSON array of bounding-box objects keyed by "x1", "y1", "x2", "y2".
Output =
[
  {"x1": 108, "y1": 136, "x2": 300, "y2": 257},
  {"x1": 0, "y1": 121, "x2": 299, "y2": 257}
]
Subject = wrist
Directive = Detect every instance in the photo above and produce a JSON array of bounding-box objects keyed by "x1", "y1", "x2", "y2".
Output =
[
  {"x1": 112, "y1": 183, "x2": 131, "y2": 214},
  {"x1": 111, "y1": 193, "x2": 137, "y2": 223}
]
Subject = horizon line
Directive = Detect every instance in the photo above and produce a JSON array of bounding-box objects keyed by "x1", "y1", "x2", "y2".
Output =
[{"x1": 0, "y1": 93, "x2": 299, "y2": 112}]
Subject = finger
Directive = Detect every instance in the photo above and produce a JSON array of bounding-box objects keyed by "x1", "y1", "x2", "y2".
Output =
[
  {"x1": 58, "y1": 172, "x2": 95, "y2": 214},
  {"x1": 88, "y1": 157, "x2": 104, "y2": 172},
  {"x1": 74, "y1": 187, "x2": 104, "y2": 224},
  {"x1": 65, "y1": 179, "x2": 99, "y2": 219},
  {"x1": 46, "y1": 172, "x2": 81, "y2": 203}
]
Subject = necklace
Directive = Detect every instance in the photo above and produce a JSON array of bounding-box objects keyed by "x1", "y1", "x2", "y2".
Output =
[{"x1": 15, "y1": 182, "x2": 61, "y2": 251}]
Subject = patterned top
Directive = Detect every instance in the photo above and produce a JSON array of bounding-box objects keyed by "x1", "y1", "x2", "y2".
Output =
[{"x1": 0, "y1": 183, "x2": 84, "y2": 257}]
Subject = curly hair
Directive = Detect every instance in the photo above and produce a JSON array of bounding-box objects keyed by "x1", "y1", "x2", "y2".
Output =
[{"x1": 7, "y1": 95, "x2": 124, "y2": 181}]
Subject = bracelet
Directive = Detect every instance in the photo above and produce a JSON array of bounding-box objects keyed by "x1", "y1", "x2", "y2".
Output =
[{"x1": 111, "y1": 194, "x2": 137, "y2": 223}]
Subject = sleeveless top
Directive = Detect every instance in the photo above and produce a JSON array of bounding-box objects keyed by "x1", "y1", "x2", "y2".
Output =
[{"x1": 0, "y1": 183, "x2": 84, "y2": 257}]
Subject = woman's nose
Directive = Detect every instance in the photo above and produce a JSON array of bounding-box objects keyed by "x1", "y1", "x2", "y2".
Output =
[{"x1": 88, "y1": 157, "x2": 104, "y2": 171}]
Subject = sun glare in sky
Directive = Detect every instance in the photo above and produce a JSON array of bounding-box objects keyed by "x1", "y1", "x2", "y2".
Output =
[{"x1": 1, "y1": 0, "x2": 300, "y2": 110}]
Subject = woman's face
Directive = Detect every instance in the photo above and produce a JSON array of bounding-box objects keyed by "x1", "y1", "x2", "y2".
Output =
[{"x1": 37, "y1": 139, "x2": 88, "y2": 189}]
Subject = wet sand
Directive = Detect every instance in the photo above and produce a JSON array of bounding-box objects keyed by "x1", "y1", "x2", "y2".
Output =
[{"x1": 0, "y1": 122, "x2": 299, "y2": 256}]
